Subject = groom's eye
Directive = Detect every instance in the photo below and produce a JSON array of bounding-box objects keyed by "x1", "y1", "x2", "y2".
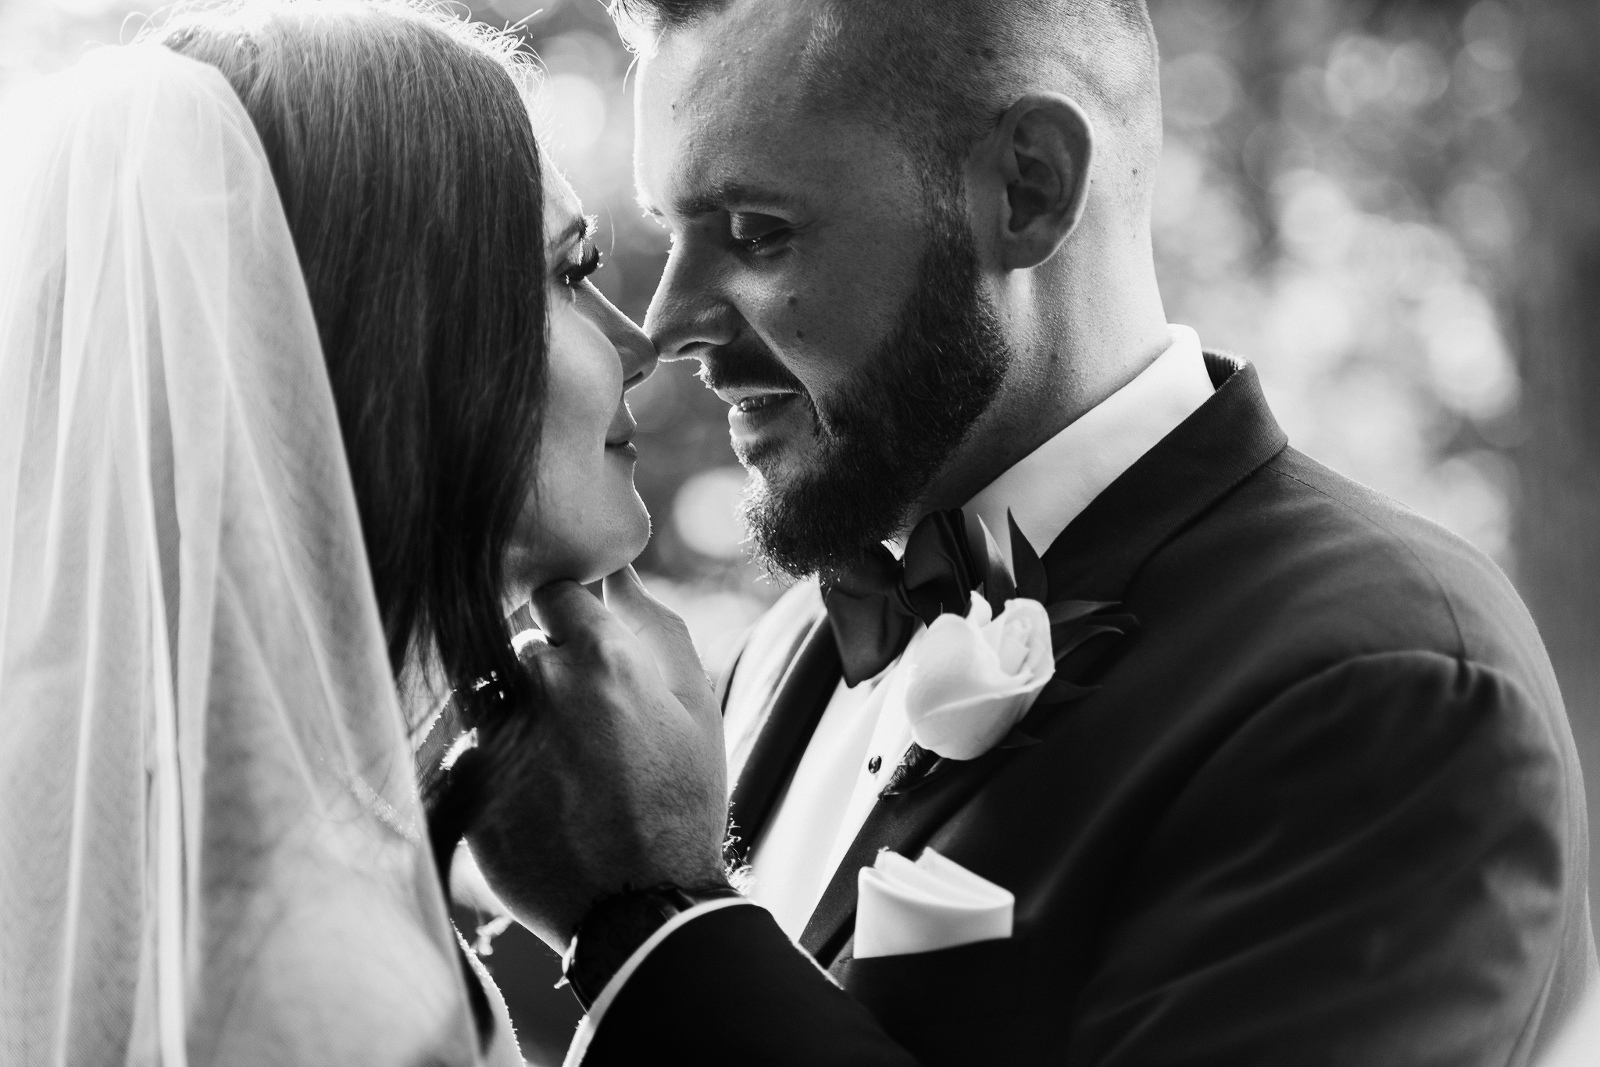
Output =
[{"x1": 729, "y1": 213, "x2": 792, "y2": 256}]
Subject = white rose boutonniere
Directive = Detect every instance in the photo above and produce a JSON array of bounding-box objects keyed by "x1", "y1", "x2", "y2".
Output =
[{"x1": 901, "y1": 592, "x2": 1055, "y2": 761}]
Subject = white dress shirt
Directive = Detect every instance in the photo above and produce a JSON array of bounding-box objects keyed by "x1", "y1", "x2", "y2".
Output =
[{"x1": 565, "y1": 325, "x2": 1214, "y2": 1062}]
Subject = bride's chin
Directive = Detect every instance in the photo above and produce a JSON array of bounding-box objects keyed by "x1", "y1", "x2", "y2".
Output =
[
  {"x1": 579, "y1": 493, "x2": 652, "y2": 583},
  {"x1": 502, "y1": 499, "x2": 652, "y2": 610}
]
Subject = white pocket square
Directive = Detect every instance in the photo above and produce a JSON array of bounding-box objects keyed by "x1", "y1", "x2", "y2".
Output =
[{"x1": 854, "y1": 847, "x2": 1014, "y2": 959}]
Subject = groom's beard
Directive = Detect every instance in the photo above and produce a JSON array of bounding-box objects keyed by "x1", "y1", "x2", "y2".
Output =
[{"x1": 737, "y1": 214, "x2": 1011, "y2": 580}]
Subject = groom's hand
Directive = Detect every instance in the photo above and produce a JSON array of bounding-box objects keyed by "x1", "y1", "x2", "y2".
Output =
[{"x1": 464, "y1": 566, "x2": 729, "y2": 951}]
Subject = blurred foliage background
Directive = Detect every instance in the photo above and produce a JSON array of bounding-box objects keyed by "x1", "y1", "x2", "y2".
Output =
[{"x1": 4, "y1": 0, "x2": 1596, "y2": 1061}]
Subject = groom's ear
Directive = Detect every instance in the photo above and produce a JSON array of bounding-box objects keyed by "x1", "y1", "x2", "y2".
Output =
[{"x1": 971, "y1": 93, "x2": 1095, "y2": 271}]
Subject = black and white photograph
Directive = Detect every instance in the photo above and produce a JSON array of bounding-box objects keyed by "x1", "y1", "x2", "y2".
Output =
[{"x1": 1, "y1": 0, "x2": 1597, "y2": 1063}]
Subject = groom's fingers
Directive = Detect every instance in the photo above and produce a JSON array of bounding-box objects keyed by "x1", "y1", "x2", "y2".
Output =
[
  {"x1": 601, "y1": 566, "x2": 676, "y2": 639},
  {"x1": 603, "y1": 566, "x2": 692, "y2": 660},
  {"x1": 602, "y1": 566, "x2": 693, "y2": 665},
  {"x1": 529, "y1": 571, "x2": 718, "y2": 760},
  {"x1": 531, "y1": 573, "x2": 693, "y2": 709},
  {"x1": 528, "y1": 579, "x2": 613, "y2": 647},
  {"x1": 603, "y1": 566, "x2": 717, "y2": 725}
]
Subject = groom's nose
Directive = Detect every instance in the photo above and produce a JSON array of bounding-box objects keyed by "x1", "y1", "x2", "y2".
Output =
[{"x1": 644, "y1": 244, "x2": 739, "y2": 363}]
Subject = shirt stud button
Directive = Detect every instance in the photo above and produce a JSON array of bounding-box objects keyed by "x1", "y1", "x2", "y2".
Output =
[{"x1": 868, "y1": 755, "x2": 882, "y2": 774}]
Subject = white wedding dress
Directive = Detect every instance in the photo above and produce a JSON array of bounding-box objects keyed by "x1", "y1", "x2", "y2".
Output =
[{"x1": 0, "y1": 45, "x2": 519, "y2": 1066}]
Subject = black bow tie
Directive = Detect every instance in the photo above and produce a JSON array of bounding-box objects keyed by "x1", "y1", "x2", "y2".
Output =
[{"x1": 821, "y1": 509, "x2": 1018, "y2": 686}]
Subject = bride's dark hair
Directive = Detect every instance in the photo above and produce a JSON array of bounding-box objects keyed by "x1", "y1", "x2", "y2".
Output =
[
  {"x1": 156, "y1": 0, "x2": 544, "y2": 717},
  {"x1": 152, "y1": 0, "x2": 547, "y2": 1044}
]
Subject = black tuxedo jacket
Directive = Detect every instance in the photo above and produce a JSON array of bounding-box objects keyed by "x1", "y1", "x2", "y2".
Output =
[{"x1": 579, "y1": 357, "x2": 1596, "y2": 1065}]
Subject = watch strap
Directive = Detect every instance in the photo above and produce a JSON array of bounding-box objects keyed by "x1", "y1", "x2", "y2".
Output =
[{"x1": 562, "y1": 883, "x2": 742, "y2": 1010}]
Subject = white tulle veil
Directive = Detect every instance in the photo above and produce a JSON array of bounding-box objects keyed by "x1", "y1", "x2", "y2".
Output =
[{"x1": 0, "y1": 44, "x2": 507, "y2": 1066}]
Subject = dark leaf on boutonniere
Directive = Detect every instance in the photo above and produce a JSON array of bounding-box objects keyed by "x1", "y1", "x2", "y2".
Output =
[
  {"x1": 1035, "y1": 676, "x2": 1100, "y2": 706},
  {"x1": 1035, "y1": 603, "x2": 1140, "y2": 710},
  {"x1": 881, "y1": 725, "x2": 1043, "y2": 802},
  {"x1": 965, "y1": 511, "x2": 1017, "y2": 615},
  {"x1": 1046, "y1": 599, "x2": 1119, "y2": 626},
  {"x1": 1050, "y1": 609, "x2": 1138, "y2": 668},
  {"x1": 998, "y1": 726, "x2": 1042, "y2": 749},
  {"x1": 1008, "y1": 510, "x2": 1050, "y2": 604},
  {"x1": 879, "y1": 742, "x2": 950, "y2": 797},
  {"x1": 1051, "y1": 622, "x2": 1128, "y2": 664}
]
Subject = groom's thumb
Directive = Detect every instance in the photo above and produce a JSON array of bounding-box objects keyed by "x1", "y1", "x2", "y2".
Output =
[{"x1": 603, "y1": 566, "x2": 716, "y2": 725}]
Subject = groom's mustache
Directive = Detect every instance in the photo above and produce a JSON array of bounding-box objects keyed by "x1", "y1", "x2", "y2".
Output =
[{"x1": 695, "y1": 344, "x2": 807, "y2": 398}]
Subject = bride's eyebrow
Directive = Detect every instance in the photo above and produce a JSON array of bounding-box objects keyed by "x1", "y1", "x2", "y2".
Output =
[{"x1": 549, "y1": 215, "x2": 597, "y2": 253}]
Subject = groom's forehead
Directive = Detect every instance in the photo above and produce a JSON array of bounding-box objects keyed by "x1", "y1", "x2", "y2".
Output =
[
  {"x1": 633, "y1": 99, "x2": 911, "y2": 225},
  {"x1": 633, "y1": 96, "x2": 828, "y2": 212},
  {"x1": 632, "y1": 9, "x2": 901, "y2": 216},
  {"x1": 633, "y1": 2, "x2": 819, "y2": 126}
]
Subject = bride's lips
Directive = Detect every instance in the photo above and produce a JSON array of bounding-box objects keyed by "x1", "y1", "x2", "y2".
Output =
[
  {"x1": 605, "y1": 403, "x2": 638, "y2": 460},
  {"x1": 715, "y1": 386, "x2": 805, "y2": 448}
]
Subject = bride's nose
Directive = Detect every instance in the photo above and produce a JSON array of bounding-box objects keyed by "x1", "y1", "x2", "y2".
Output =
[{"x1": 583, "y1": 286, "x2": 658, "y2": 389}]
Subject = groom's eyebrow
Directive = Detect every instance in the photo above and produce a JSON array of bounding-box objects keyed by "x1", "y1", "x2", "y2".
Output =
[{"x1": 644, "y1": 182, "x2": 801, "y2": 220}]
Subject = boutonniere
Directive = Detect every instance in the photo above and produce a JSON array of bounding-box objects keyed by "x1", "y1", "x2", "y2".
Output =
[
  {"x1": 881, "y1": 511, "x2": 1138, "y2": 797},
  {"x1": 901, "y1": 591, "x2": 1054, "y2": 760}
]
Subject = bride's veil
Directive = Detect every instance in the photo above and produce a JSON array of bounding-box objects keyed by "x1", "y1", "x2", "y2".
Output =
[{"x1": 0, "y1": 44, "x2": 492, "y2": 1065}]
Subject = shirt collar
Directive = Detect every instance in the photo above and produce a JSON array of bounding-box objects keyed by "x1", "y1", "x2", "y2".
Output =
[{"x1": 965, "y1": 324, "x2": 1215, "y2": 572}]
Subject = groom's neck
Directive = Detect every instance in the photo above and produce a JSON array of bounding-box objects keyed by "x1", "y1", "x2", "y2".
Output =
[{"x1": 902, "y1": 235, "x2": 1171, "y2": 532}]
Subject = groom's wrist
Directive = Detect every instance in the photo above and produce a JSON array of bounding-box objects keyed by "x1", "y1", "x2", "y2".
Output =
[{"x1": 561, "y1": 881, "x2": 741, "y2": 1011}]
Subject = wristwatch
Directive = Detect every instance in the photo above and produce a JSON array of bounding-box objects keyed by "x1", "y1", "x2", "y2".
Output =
[{"x1": 561, "y1": 882, "x2": 743, "y2": 1010}]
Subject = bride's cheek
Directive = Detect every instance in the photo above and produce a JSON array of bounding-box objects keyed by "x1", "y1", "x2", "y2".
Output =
[
  {"x1": 548, "y1": 307, "x2": 618, "y2": 428},
  {"x1": 538, "y1": 314, "x2": 630, "y2": 542}
]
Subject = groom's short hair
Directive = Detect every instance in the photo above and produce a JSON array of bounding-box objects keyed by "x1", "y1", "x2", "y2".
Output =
[{"x1": 612, "y1": 0, "x2": 1162, "y2": 209}]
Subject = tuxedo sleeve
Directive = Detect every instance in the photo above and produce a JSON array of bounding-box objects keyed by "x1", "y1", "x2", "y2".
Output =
[
  {"x1": 1067, "y1": 650, "x2": 1593, "y2": 1067},
  {"x1": 571, "y1": 902, "x2": 919, "y2": 1066}
]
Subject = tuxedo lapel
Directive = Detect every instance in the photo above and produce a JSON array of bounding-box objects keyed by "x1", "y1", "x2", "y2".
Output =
[
  {"x1": 1042, "y1": 354, "x2": 1287, "y2": 602},
  {"x1": 726, "y1": 616, "x2": 843, "y2": 864},
  {"x1": 796, "y1": 355, "x2": 1290, "y2": 965},
  {"x1": 798, "y1": 742, "x2": 1022, "y2": 963}
]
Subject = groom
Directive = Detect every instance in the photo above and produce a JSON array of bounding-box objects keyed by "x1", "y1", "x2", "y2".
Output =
[{"x1": 471, "y1": 0, "x2": 1597, "y2": 1063}]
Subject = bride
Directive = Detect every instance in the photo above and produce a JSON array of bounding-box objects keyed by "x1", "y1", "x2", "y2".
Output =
[{"x1": 0, "y1": 1, "x2": 713, "y2": 1063}]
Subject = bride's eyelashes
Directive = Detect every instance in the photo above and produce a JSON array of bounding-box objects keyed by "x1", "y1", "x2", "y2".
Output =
[
  {"x1": 555, "y1": 214, "x2": 602, "y2": 291},
  {"x1": 559, "y1": 243, "x2": 602, "y2": 290}
]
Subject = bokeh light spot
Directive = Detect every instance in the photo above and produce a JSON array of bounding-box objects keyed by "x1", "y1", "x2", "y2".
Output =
[
  {"x1": 536, "y1": 72, "x2": 607, "y2": 156},
  {"x1": 672, "y1": 466, "x2": 749, "y2": 561}
]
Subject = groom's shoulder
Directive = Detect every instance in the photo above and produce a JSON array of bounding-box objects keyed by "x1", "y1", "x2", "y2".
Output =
[{"x1": 1173, "y1": 443, "x2": 1549, "y2": 686}]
